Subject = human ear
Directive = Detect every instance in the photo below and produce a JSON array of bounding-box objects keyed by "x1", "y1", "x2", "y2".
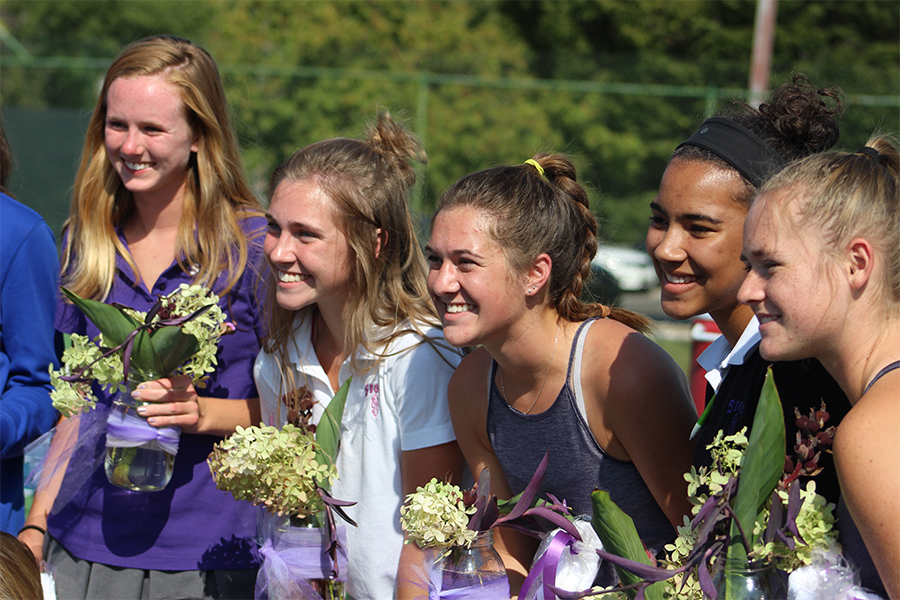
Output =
[
  {"x1": 374, "y1": 228, "x2": 386, "y2": 260},
  {"x1": 526, "y1": 253, "x2": 552, "y2": 296},
  {"x1": 846, "y1": 238, "x2": 875, "y2": 291}
]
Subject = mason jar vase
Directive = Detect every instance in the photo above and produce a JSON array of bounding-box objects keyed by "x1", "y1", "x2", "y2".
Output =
[{"x1": 104, "y1": 368, "x2": 179, "y2": 491}]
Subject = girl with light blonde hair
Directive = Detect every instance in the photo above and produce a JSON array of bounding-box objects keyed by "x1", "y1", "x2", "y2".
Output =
[
  {"x1": 739, "y1": 135, "x2": 900, "y2": 598},
  {"x1": 255, "y1": 113, "x2": 464, "y2": 600}
]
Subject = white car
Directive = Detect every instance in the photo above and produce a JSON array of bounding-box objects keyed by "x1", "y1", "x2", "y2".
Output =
[{"x1": 591, "y1": 244, "x2": 658, "y2": 292}]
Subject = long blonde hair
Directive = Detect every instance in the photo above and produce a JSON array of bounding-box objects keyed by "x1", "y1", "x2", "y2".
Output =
[
  {"x1": 61, "y1": 35, "x2": 262, "y2": 300},
  {"x1": 263, "y1": 113, "x2": 443, "y2": 384}
]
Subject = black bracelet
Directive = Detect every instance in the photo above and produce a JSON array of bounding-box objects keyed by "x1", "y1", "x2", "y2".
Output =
[{"x1": 18, "y1": 524, "x2": 46, "y2": 536}]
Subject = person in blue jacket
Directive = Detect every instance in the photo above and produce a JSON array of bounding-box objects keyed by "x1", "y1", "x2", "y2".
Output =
[{"x1": 0, "y1": 122, "x2": 60, "y2": 534}]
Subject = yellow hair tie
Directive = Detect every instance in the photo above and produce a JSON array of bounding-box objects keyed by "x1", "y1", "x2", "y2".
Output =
[{"x1": 524, "y1": 159, "x2": 546, "y2": 180}]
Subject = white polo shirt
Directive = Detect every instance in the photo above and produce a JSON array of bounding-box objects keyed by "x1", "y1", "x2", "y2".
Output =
[{"x1": 254, "y1": 314, "x2": 461, "y2": 600}]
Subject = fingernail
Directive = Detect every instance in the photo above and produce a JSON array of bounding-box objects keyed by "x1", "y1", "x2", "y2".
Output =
[
  {"x1": 136, "y1": 406, "x2": 147, "y2": 415},
  {"x1": 136, "y1": 383, "x2": 147, "y2": 390},
  {"x1": 147, "y1": 418, "x2": 157, "y2": 425},
  {"x1": 131, "y1": 390, "x2": 142, "y2": 400}
]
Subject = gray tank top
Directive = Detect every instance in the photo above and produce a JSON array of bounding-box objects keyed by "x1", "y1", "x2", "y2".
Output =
[{"x1": 487, "y1": 319, "x2": 675, "y2": 584}]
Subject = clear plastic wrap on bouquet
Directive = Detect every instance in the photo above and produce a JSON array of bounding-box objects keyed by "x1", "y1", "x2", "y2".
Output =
[
  {"x1": 254, "y1": 509, "x2": 348, "y2": 600},
  {"x1": 25, "y1": 409, "x2": 108, "y2": 516},
  {"x1": 788, "y1": 548, "x2": 885, "y2": 600},
  {"x1": 521, "y1": 517, "x2": 602, "y2": 600}
]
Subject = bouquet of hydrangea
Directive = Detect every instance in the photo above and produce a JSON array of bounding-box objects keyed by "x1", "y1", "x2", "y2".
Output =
[
  {"x1": 50, "y1": 284, "x2": 231, "y2": 417},
  {"x1": 400, "y1": 479, "x2": 478, "y2": 550},
  {"x1": 209, "y1": 380, "x2": 355, "y2": 600},
  {"x1": 400, "y1": 451, "x2": 581, "y2": 599},
  {"x1": 45, "y1": 284, "x2": 233, "y2": 492},
  {"x1": 573, "y1": 369, "x2": 847, "y2": 600}
]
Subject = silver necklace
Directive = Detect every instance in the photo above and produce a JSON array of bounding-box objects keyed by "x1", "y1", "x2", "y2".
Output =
[{"x1": 499, "y1": 323, "x2": 561, "y2": 415}]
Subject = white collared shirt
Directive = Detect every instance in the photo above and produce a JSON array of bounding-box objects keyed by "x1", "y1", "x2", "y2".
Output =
[
  {"x1": 254, "y1": 313, "x2": 461, "y2": 600},
  {"x1": 697, "y1": 316, "x2": 761, "y2": 393}
]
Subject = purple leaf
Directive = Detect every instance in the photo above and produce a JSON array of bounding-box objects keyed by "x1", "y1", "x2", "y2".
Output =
[
  {"x1": 481, "y1": 497, "x2": 500, "y2": 530},
  {"x1": 595, "y1": 549, "x2": 682, "y2": 582},
  {"x1": 784, "y1": 481, "x2": 805, "y2": 543},
  {"x1": 504, "y1": 449, "x2": 550, "y2": 521},
  {"x1": 698, "y1": 559, "x2": 717, "y2": 599},
  {"x1": 516, "y1": 506, "x2": 581, "y2": 540},
  {"x1": 765, "y1": 489, "x2": 783, "y2": 544},
  {"x1": 492, "y1": 521, "x2": 543, "y2": 538}
]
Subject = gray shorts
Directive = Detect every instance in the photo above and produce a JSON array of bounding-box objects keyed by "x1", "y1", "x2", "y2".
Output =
[{"x1": 45, "y1": 536, "x2": 258, "y2": 600}]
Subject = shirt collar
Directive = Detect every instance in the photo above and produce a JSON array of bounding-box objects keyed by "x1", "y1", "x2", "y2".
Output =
[{"x1": 698, "y1": 316, "x2": 761, "y2": 392}]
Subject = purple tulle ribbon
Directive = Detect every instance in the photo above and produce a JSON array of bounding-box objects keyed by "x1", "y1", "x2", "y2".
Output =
[
  {"x1": 106, "y1": 407, "x2": 181, "y2": 455},
  {"x1": 420, "y1": 555, "x2": 510, "y2": 600},
  {"x1": 427, "y1": 576, "x2": 510, "y2": 600},
  {"x1": 258, "y1": 526, "x2": 348, "y2": 582},
  {"x1": 520, "y1": 530, "x2": 577, "y2": 600},
  {"x1": 254, "y1": 521, "x2": 348, "y2": 600}
]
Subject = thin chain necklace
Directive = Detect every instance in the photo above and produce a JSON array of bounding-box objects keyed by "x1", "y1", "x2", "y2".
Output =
[{"x1": 499, "y1": 322, "x2": 561, "y2": 415}]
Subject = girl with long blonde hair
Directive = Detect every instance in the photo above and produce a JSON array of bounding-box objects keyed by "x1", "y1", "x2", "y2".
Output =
[
  {"x1": 19, "y1": 36, "x2": 266, "y2": 599},
  {"x1": 254, "y1": 113, "x2": 463, "y2": 600}
]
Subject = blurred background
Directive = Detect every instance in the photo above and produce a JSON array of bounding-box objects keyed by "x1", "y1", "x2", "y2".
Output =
[{"x1": 2, "y1": 0, "x2": 898, "y2": 391}]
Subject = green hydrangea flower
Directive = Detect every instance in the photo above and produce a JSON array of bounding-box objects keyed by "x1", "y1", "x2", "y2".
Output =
[
  {"x1": 661, "y1": 429, "x2": 838, "y2": 600},
  {"x1": 49, "y1": 284, "x2": 231, "y2": 416},
  {"x1": 208, "y1": 423, "x2": 337, "y2": 518},
  {"x1": 400, "y1": 479, "x2": 477, "y2": 550}
]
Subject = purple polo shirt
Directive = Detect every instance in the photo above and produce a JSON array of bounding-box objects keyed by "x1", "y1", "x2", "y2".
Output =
[{"x1": 48, "y1": 216, "x2": 266, "y2": 571}]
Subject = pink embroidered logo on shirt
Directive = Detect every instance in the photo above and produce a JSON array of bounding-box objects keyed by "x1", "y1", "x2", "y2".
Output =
[{"x1": 365, "y1": 383, "x2": 380, "y2": 417}]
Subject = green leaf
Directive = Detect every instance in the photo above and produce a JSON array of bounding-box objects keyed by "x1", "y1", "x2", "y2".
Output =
[
  {"x1": 591, "y1": 490, "x2": 665, "y2": 600},
  {"x1": 729, "y1": 368, "x2": 785, "y2": 563},
  {"x1": 150, "y1": 326, "x2": 201, "y2": 375},
  {"x1": 129, "y1": 329, "x2": 164, "y2": 377},
  {"x1": 314, "y1": 377, "x2": 352, "y2": 488},
  {"x1": 61, "y1": 287, "x2": 141, "y2": 346}
]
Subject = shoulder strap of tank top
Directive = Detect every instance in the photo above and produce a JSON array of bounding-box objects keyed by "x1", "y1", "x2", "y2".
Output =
[
  {"x1": 487, "y1": 360, "x2": 496, "y2": 399},
  {"x1": 864, "y1": 360, "x2": 900, "y2": 395},
  {"x1": 570, "y1": 318, "x2": 599, "y2": 422}
]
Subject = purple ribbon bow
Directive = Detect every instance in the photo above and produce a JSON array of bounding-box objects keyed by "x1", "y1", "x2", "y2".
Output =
[
  {"x1": 520, "y1": 530, "x2": 578, "y2": 600},
  {"x1": 106, "y1": 408, "x2": 181, "y2": 455}
]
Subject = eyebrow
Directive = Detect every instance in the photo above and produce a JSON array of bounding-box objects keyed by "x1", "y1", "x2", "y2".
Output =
[
  {"x1": 649, "y1": 201, "x2": 725, "y2": 225},
  {"x1": 264, "y1": 213, "x2": 325, "y2": 234},
  {"x1": 423, "y1": 245, "x2": 485, "y2": 260}
]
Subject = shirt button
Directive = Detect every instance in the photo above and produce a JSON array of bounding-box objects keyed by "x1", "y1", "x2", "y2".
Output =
[{"x1": 158, "y1": 283, "x2": 167, "y2": 291}]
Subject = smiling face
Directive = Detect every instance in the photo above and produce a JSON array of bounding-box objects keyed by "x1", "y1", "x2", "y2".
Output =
[
  {"x1": 264, "y1": 179, "x2": 354, "y2": 314},
  {"x1": 646, "y1": 159, "x2": 754, "y2": 330},
  {"x1": 738, "y1": 191, "x2": 842, "y2": 362},
  {"x1": 104, "y1": 74, "x2": 197, "y2": 205},
  {"x1": 425, "y1": 206, "x2": 528, "y2": 348}
]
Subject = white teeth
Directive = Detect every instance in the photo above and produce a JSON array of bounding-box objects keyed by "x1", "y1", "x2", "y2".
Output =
[
  {"x1": 759, "y1": 315, "x2": 779, "y2": 324},
  {"x1": 446, "y1": 303, "x2": 474, "y2": 314},
  {"x1": 277, "y1": 271, "x2": 308, "y2": 283},
  {"x1": 125, "y1": 160, "x2": 151, "y2": 170},
  {"x1": 665, "y1": 273, "x2": 697, "y2": 285}
]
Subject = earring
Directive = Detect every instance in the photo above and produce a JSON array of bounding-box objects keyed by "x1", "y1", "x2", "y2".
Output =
[{"x1": 528, "y1": 286, "x2": 536, "y2": 293}]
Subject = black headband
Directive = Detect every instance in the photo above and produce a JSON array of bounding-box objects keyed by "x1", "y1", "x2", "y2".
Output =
[{"x1": 675, "y1": 117, "x2": 786, "y2": 188}]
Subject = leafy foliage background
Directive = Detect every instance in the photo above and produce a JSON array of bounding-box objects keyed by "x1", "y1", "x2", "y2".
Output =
[{"x1": 2, "y1": 0, "x2": 897, "y2": 245}]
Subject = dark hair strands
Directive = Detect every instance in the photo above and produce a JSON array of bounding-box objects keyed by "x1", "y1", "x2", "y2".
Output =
[{"x1": 673, "y1": 74, "x2": 844, "y2": 202}]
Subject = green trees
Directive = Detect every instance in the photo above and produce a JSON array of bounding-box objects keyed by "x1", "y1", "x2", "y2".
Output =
[{"x1": 2, "y1": 0, "x2": 897, "y2": 243}]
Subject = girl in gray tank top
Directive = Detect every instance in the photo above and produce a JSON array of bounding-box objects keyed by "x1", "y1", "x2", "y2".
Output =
[
  {"x1": 488, "y1": 318, "x2": 675, "y2": 587},
  {"x1": 426, "y1": 154, "x2": 697, "y2": 594}
]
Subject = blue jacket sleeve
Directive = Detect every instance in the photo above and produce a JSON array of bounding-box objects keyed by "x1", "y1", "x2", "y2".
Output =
[{"x1": 0, "y1": 217, "x2": 60, "y2": 458}]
